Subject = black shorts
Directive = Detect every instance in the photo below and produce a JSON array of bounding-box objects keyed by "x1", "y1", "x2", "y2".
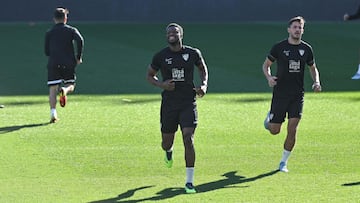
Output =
[
  {"x1": 47, "y1": 64, "x2": 76, "y2": 86},
  {"x1": 160, "y1": 99, "x2": 198, "y2": 133},
  {"x1": 269, "y1": 94, "x2": 304, "y2": 123}
]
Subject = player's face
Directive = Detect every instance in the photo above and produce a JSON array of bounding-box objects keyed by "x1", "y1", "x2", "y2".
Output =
[
  {"x1": 288, "y1": 21, "x2": 304, "y2": 40},
  {"x1": 166, "y1": 26, "x2": 182, "y2": 45}
]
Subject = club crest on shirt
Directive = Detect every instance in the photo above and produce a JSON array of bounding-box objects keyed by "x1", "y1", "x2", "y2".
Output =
[
  {"x1": 299, "y1": 49, "x2": 305, "y2": 56},
  {"x1": 182, "y1": 53, "x2": 189, "y2": 61},
  {"x1": 165, "y1": 58, "x2": 172, "y2": 65}
]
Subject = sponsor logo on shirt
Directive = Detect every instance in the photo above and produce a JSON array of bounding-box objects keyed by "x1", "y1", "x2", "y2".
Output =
[
  {"x1": 283, "y1": 50, "x2": 290, "y2": 56},
  {"x1": 165, "y1": 58, "x2": 172, "y2": 65},
  {"x1": 172, "y1": 68, "x2": 185, "y2": 81},
  {"x1": 289, "y1": 60, "x2": 301, "y2": 73}
]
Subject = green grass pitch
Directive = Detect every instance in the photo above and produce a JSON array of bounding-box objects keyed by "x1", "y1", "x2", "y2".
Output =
[{"x1": 0, "y1": 22, "x2": 359, "y2": 202}]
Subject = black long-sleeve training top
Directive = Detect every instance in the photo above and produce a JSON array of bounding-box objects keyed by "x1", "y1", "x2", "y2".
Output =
[{"x1": 45, "y1": 23, "x2": 84, "y2": 66}]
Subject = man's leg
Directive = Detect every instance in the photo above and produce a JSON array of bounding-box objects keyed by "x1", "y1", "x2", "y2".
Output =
[
  {"x1": 268, "y1": 123, "x2": 282, "y2": 135},
  {"x1": 162, "y1": 132, "x2": 175, "y2": 168},
  {"x1": 59, "y1": 83, "x2": 75, "y2": 107},
  {"x1": 351, "y1": 50, "x2": 360, "y2": 79},
  {"x1": 284, "y1": 118, "x2": 300, "y2": 151},
  {"x1": 182, "y1": 127, "x2": 196, "y2": 193},
  {"x1": 279, "y1": 118, "x2": 300, "y2": 172},
  {"x1": 182, "y1": 127, "x2": 195, "y2": 167},
  {"x1": 62, "y1": 64, "x2": 76, "y2": 95},
  {"x1": 264, "y1": 112, "x2": 282, "y2": 134},
  {"x1": 264, "y1": 98, "x2": 285, "y2": 135},
  {"x1": 63, "y1": 83, "x2": 75, "y2": 95},
  {"x1": 49, "y1": 84, "x2": 59, "y2": 123}
]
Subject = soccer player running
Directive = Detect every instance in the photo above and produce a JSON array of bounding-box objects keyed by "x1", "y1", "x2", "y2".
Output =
[
  {"x1": 262, "y1": 16, "x2": 321, "y2": 172},
  {"x1": 146, "y1": 23, "x2": 208, "y2": 193},
  {"x1": 45, "y1": 7, "x2": 84, "y2": 123},
  {"x1": 344, "y1": 5, "x2": 360, "y2": 79}
]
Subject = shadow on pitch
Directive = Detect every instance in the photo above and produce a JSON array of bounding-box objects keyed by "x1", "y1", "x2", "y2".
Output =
[
  {"x1": 234, "y1": 97, "x2": 269, "y2": 103},
  {"x1": 342, "y1": 181, "x2": 360, "y2": 186},
  {"x1": 4, "y1": 100, "x2": 47, "y2": 106},
  {"x1": 0, "y1": 122, "x2": 49, "y2": 134},
  {"x1": 119, "y1": 98, "x2": 160, "y2": 105},
  {"x1": 211, "y1": 96, "x2": 269, "y2": 104},
  {"x1": 89, "y1": 170, "x2": 279, "y2": 203}
]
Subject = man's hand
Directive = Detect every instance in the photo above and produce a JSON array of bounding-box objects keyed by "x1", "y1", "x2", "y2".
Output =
[
  {"x1": 312, "y1": 82, "x2": 322, "y2": 92},
  {"x1": 267, "y1": 76, "x2": 277, "y2": 87},
  {"x1": 160, "y1": 79, "x2": 175, "y2": 91},
  {"x1": 77, "y1": 58, "x2": 83, "y2": 65},
  {"x1": 193, "y1": 85, "x2": 207, "y2": 98}
]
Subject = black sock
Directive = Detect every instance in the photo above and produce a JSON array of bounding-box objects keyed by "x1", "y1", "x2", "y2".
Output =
[{"x1": 166, "y1": 151, "x2": 172, "y2": 160}]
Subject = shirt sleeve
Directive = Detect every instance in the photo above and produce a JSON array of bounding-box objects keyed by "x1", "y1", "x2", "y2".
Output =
[
  {"x1": 267, "y1": 44, "x2": 278, "y2": 62},
  {"x1": 194, "y1": 48, "x2": 203, "y2": 66},
  {"x1": 151, "y1": 53, "x2": 161, "y2": 71},
  {"x1": 73, "y1": 28, "x2": 84, "y2": 60},
  {"x1": 306, "y1": 46, "x2": 315, "y2": 66}
]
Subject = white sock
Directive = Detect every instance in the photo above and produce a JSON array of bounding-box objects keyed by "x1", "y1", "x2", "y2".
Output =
[
  {"x1": 186, "y1": 167, "x2": 194, "y2": 184},
  {"x1": 280, "y1": 149, "x2": 291, "y2": 164},
  {"x1": 50, "y1": 108, "x2": 57, "y2": 118},
  {"x1": 166, "y1": 145, "x2": 173, "y2": 152},
  {"x1": 357, "y1": 64, "x2": 360, "y2": 73}
]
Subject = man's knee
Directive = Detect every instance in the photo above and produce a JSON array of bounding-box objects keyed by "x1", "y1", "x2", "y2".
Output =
[
  {"x1": 161, "y1": 133, "x2": 175, "y2": 151},
  {"x1": 269, "y1": 125, "x2": 281, "y2": 135},
  {"x1": 183, "y1": 133, "x2": 194, "y2": 149},
  {"x1": 270, "y1": 128, "x2": 280, "y2": 135},
  {"x1": 161, "y1": 141, "x2": 172, "y2": 151}
]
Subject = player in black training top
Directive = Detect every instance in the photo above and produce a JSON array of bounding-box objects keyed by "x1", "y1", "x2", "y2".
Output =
[
  {"x1": 344, "y1": 5, "x2": 360, "y2": 79},
  {"x1": 146, "y1": 23, "x2": 208, "y2": 194},
  {"x1": 45, "y1": 7, "x2": 84, "y2": 123},
  {"x1": 344, "y1": 5, "x2": 360, "y2": 20},
  {"x1": 262, "y1": 16, "x2": 321, "y2": 173}
]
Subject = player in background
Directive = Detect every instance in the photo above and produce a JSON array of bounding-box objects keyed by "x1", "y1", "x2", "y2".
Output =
[
  {"x1": 344, "y1": 5, "x2": 360, "y2": 79},
  {"x1": 45, "y1": 7, "x2": 84, "y2": 123},
  {"x1": 262, "y1": 16, "x2": 321, "y2": 172},
  {"x1": 146, "y1": 23, "x2": 208, "y2": 193}
]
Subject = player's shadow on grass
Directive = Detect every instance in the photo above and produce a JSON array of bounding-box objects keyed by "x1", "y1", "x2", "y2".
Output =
[
  {"x1": 89, "y1": 186, "x2": 155, "y2": 203},
  {"x1": 342, "y1": 181, "x2": 360, "y2": 186},
  {"x1": 90, "y1": 170, "x2": 279, "y2": 203},
  {"x1": 0, "y1": 123, "x2": 49, "y2": 134},
  {"x1": 234, "y1": 97, "x2": 269, "y2": 103},
  {"x1": 4, "y1": 100, "x2": 47, "y2": 106},
  {"x1": 119, "y1": 98, "x2": 160, "y2": 105}
]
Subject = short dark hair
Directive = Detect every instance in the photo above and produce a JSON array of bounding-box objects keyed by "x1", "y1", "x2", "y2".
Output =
[
  {"x1": 288, "y1": 16, "x2": 305, "y2": 27},
  {"x1": 166, "y1": 23, "x2": 183, "y2": 36},
  {"x1": 54, "y1": 7, "x2": 69, "y2": 20}
]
